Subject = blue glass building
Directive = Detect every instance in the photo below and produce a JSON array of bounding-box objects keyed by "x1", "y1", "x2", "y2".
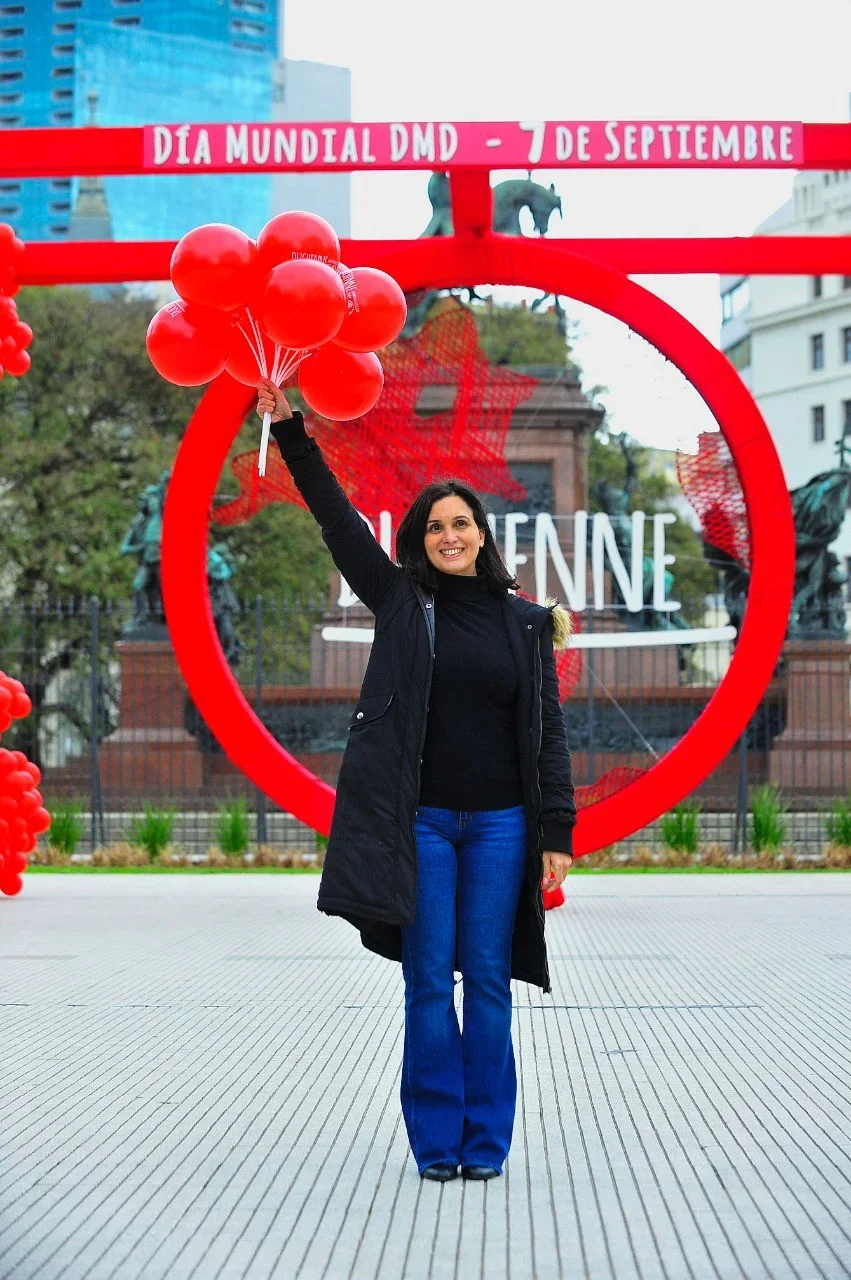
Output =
[{"x1": 3, "y1": 0, "x2": 285, "y2": 241}]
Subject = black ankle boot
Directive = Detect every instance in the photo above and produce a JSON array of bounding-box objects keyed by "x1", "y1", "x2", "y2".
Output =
[
  {"x1": 421, "y1": 1162, "x2": 458, "y2": 1182},
  {"x1": 462, "y1": 1165, "x2": 500, "y2": 1180}
]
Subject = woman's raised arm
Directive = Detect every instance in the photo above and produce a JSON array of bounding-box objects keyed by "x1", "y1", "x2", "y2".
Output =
[{"x1": 258, "y1": 380, "x2": 398, "y2": 615}]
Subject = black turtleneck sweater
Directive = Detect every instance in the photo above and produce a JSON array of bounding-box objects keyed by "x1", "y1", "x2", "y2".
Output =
[{"x1": 418, "y1": 570, "x2": 523, "y2": 812}]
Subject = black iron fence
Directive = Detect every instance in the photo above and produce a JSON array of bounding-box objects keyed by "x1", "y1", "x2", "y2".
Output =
[{"x1": 1, "y1": 594, "x2": 849, "y2": 852}]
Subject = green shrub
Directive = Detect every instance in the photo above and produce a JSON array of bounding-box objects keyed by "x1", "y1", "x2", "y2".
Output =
[
  {"x1": 825, "y1": 797, "x2": 851, "y2": 847},
  {"x1": 660, "y1": 800, "x2": 701, "y2": 854},
  {"x1": 129, "y1": 804, "x2": 175, "y2": 863},
  {"x1": 217, "y1": 799, "x2": 250, "y2": 856},
  {"x1": 749, "y1": 785, "x2": 786, "y2": 852},
  {"x1": 47, "y1": 798, "x2": 84, "y2": 856}
]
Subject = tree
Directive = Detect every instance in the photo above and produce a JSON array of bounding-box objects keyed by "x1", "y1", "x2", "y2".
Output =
[
  {"x1": 468, "y1": 296, "x2": 574, "y2": 367},
  {"x1": 0, "y1": 287, "x2": 331, "y2": 760}
]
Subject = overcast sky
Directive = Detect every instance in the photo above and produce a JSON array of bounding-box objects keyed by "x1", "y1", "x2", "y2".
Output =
[{"x1": 284, "y1": 0, "x2": 851, "y2": 451}]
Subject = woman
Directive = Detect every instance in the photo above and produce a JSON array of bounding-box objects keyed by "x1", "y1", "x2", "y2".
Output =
[{"x1": 258, "y1": 379, "x2": 576, "y2": 1184}]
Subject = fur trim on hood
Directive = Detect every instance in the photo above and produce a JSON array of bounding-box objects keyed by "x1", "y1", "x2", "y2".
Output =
[{"x1": 545, "y1": 598, "x2": 572, "y2": 650}]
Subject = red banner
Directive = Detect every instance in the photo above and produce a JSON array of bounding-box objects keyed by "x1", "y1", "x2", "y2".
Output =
[{"x1": 142, "y1": 119, "x2": 804, "y2": 172}]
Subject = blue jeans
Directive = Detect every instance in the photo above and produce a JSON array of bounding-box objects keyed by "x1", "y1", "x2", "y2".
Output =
[{"x1": 400, "y1": 804, "x2": 527, "y2": 1175}]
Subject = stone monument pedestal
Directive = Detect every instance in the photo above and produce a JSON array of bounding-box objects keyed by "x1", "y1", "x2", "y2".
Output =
[
  {"x1": 770, "y1": 638, "x2": 851, "y2": 793},
  {"x1": 99, "y1": 634, "x2": 204, "y2": 795}
]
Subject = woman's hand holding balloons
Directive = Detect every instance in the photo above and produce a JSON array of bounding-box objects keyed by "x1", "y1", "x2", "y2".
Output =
[
  {"x1": 255, "y1": 379, "x2": 293, "y2": 424},
  {"x1": 145, "y1": 210, "x2": 407, "y2": 473}
]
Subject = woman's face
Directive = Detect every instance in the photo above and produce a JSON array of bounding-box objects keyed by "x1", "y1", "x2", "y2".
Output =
[{"x1": 424, "y1": 496, "x2": 485, "y2": 577}]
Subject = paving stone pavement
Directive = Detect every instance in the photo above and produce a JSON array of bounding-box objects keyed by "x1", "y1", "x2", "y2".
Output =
[{"x1": 0, "y1": 873, "x2": 849, "y2": 1280}]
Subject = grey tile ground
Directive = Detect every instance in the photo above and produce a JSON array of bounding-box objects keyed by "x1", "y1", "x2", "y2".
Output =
[{"x1": 1, "y1": 874, "x2": 849, "y2": 1280}]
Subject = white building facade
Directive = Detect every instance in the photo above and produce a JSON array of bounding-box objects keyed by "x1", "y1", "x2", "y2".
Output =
[{"x1": 720, "y1": 168, "x2": 851, "y2": 567}]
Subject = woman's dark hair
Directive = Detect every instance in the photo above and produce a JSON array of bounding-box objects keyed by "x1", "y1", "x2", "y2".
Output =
[{"x1": 395, "y1": 479, "x2": 518, "y2": 592}]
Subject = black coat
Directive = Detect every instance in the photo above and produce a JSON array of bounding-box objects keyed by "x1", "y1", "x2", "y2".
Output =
[{"x1": 273, "y1": 415, "x2": 576, "y2": 993}]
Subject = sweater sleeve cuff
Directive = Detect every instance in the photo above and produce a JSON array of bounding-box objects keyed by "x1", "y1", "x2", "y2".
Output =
[
  {"x1": 540, "y1": 811, "x2": 575, "y2": 856},
  {"x1": 269, "y1": 411, "x2": 316, "y2": 462}
]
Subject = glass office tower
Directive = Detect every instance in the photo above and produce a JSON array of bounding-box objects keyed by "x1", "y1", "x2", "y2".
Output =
[{"x1": 4, "y1": 0, "x2": 282, "y2": 241}]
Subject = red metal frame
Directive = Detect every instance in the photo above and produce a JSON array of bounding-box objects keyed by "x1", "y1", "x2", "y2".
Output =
[{"x1": 7, "y1": 118, "x2": 839, "y2": 849}]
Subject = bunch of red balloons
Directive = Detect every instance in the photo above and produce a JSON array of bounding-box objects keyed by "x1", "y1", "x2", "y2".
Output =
[
  {"x1": 146, "y1": 211, "x2": 407, "y2": 473},
  {"x1": 0, "y1": 673, "x2": 50, "y2": 898},
  {"x1": 0, "y1": 223, "x2": 32, "y2": 380}
]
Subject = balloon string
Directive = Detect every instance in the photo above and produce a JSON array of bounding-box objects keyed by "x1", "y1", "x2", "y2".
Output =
[
  {"x1": 244, "y1": 309, "x2": 268, "y2": 379},
  {"x1": 237, "y1": 320, "x2": 265, "y2": 380}
]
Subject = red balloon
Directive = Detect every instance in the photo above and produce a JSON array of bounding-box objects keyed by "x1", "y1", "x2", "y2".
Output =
[
  {"x1": 30, "y1": 807, "x2": 51, "y2": 835},
  {"x1": 0, "y1": 872, "x2": 23, "y2": 896},
  {"x1": 225, "y1": 324, "x2": 277, "y2": 387},
  {"x1": 24, "y1": 761, "x2": 41, "y2": 787},
  {"x1": 10, "y1": 690, "x2": 31, "y2": 717},
  {"x1": 0, "y1": 713, "x2": 11, "y2": 733},
  {"x1": 146, "y1": 300, "x2": 231, "y2": 387},
  {"x1": 0, "y1": 687, "x2": 10, "y2": 713},
  {"x1": 12, "y1": 321, "x2": 32, "y2": 349},
  {"x1": 2, "y1": 334, "x2": 16, "y2": 358},
  {"x1": 258, "y1": 260, "x2": 346, "y2": 350},
  {"x1": 19, "y1": 789, "x2": 41, "y2": 816},
  {"x1": 6, "y1": 771, "x2": 31, "y2": 794},
  {"x1": 9, "y1": 849, "x2": 26, "y2": 873},
  {"x1": 171, "y1": 224, "x2": 259, "y2": 312},
  {"x1": 256, "y1": 211, "x2": 340, "y2": 273},
  {"x1": 298, "y1": 346, "x2": 384, "y2": 421},
  {"x1": 0, "y1": 222, "x2": 15, "y2": 255},
  {"x1": 334, "y1": 267, "x2": 407, "y2": 353},
  {"x1": 4, "y1": 348, "x2": 30, "y2": 377}
]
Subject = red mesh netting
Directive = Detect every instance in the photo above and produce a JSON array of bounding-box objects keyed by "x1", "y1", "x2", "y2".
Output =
[
  {"x1": 575, "y1": 767, "x2": 647, "y2": 810},
  {"x1": 676, "y1": 430, "x2": 751, "y2": 570},
  {"x1": 213, "y1": 299, "x2": 538, "y2": 530},
  {"x1": 555, "y1": 611, "x2": 582, "y2": 702}
]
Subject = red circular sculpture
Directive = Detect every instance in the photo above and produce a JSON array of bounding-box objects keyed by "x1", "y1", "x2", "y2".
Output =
[{"x1": 162, "y1": 237, "x2": 795, "y2": 853}]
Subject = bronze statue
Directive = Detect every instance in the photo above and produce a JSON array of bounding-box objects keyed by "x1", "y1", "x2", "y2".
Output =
[
  {"x1": 121, "y1": 476, "x2": 243, "y2": 655},
  {"x1": 402, "y1": 172, "x2": 565, "y2": 336},
  {"x1": 706, "y1": 431, "x2": 851, "y2": 641},
  {"x1": 120, "y1": 473, "x2": 168, "y2": 634},
  {"x1": 206, "y1": 542, "x2": 242, "y2": 665}
]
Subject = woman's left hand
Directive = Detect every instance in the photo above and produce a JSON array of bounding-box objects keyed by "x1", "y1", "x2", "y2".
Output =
[{"x1": 542, "y1": 852, "x2": 572, "y2": 890}]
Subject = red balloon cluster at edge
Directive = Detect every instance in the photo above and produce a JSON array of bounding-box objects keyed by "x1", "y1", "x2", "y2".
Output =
[
  {"x1": 0, "y1": 222, "x2": 33, "y2": 380},
  {"x1": 146, "y1": 211, "x2": 407, "y2": 423},
  {"x1": 0, "y1": 672, "x2": 51, "y2": 897}
]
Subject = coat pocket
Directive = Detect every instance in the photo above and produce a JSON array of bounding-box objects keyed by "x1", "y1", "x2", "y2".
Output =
[{"x1": 348, "y1": 691, "x2": 395, "y2": 730}]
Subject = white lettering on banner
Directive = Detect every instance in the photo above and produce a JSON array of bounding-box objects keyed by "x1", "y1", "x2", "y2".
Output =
[
  {"x1": 744, "y1": 124, "x2": 758, "y2": 160},
  {"x1": 153, "y1": 125, "x2": 173, "y2": 165},
  {"x1": 175, "y1": 124, "x2": 191, "y2": 165},
  {"x1": 640, "y1": 124, "x2": 655, "y2": 160},
  {"x1": 226, "y1": 124, "x2": 248, "y2": 165},
  {"x1": 390, "y1": 123, "x2": 408, "y2": 162},
  {"x1": 193, "y1": 129, "x2": 211, "y2": 165},
  {"x1": 555, "y1": 125, "x2": 573, "y2": 161},
  {"x1": 652, "y1": 513, "x2": 680, "y2": 611},
  {"x1": 779, "y1": 125, "x2": 794, "y2": 161},
  {"x1": 322, "y1": 128, "x2": 337, "y2": 163},
  {"x1": 339, "y1": 127, "x2": 358, "y2": 164},
  {"x1": 334, "y1": 508, "x2": 681, "y2": 613},
  {"x1": 274, "y1": 128, "x2": 297, "y2": 164},
  {"x1": 761, "y1": 125, "x2": 776, "y2": 161},
  {"x1": 252, "y1": 127, "x2": 271, "y2": 166},
  {"x1": 301, "y1": 128, "x2": 319, "y2": 164},
  {"x1": 694, "y1": 124, "x2": 708, "y2": 161},
  {"x1": 603, "y1": 121, "x2": 620, "y2": 161},
  {"x1": 534, "y1": 512, "x2": 587, "y2": 611},
  {"x1": 438, "y1": 123, "x2": 458, "y2": 162},
  {"x1": 712, "y1": 125, "x2": 739, "y2": 161},
  {"x1": 658, "y1": 124, "x2": 674, "y2": 160},
  {"x1": 519, "y1": 120, "x2": 545, "y2": 164},
  {"x1": 412, "y1": 122, "x2": 435, "y2": 163},
  {"x1": 361, "y1": 127, "x2": 377, "y2": 163},
  {"x1": 623, "y1": 124, "x2": 638, "y2": 161}
]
